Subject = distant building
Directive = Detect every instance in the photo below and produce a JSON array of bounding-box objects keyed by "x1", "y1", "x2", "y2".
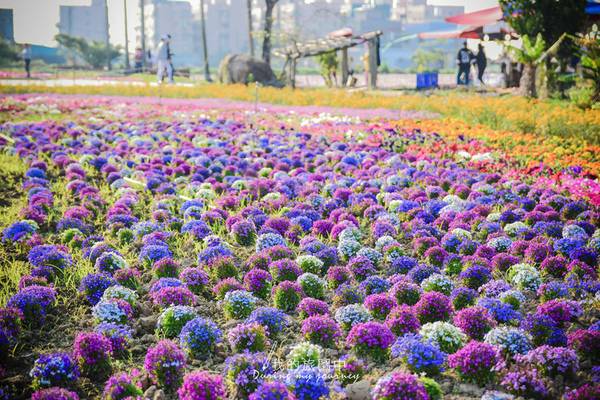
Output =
[
  {"x1": 202, "y1": 0, "x2": 250, "y2": 65},
  {"x1": 277, "y1": 0, "x2": 348, "y2": 41},
  {"x1": 0, "y1": 8, "x2": 14, "y2": 43},
  {"x1": 391, "y1": 0, "x2": 463, "y2": 23},
  {"x1": 58, "y1": 0, "x2": 108, "y2": 43},
  {"x1": 142, "y1": 0, "x2": 199, "y2": 67}
]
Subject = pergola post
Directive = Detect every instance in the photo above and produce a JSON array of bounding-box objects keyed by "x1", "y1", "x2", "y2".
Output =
[
  {"x1": 289, "y1": 57, "x2": 297, "y2": 89},
  {"x1": 340, "y1": 47, "x2": 349, "y2": 87},
  {"x1": 367, "y1": 38, "x2": 378, "y2": 90}
]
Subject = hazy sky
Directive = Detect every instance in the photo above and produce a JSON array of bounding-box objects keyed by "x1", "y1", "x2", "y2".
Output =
[{"x1": 0, "y1": 0, "x2": 499, "y2": 47}]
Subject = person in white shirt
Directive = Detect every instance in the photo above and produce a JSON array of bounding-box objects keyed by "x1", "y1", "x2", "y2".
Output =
[{"x1": 155, "y1": 36, "x2": 173, "y2": 84}]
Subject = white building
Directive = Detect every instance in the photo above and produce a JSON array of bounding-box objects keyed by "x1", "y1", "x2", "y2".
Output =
[{"x1": 58, "y1": 0, "x2": 108, "y2": 43}]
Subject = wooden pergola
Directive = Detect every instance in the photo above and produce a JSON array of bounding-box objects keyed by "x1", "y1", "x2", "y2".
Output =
[{"x1": 273, "y1": 30, "x2": 383, "y2": 89}]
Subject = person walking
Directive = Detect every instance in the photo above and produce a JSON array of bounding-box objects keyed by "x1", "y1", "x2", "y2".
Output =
[
  {"x1": 22, "y1": 44, "x2": 32, "y2": 78},
  {"x1": 134, "y1": 47, "x2": 143, "y2": 73},
  {"x1": 476, "y1": 43, "x2": 487, "y2": 85},
  {"x1": 155, "y1": 36, "x2": 173, "y2": 84},
  {"x1": 166, "y1": 34, "x2": 175, "y2": 83},
  {"x1": 456, "y1": 41, "x2": 473, "y2": 85}
]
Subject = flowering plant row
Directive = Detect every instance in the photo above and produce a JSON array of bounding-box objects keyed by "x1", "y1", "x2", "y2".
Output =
[{"x1": 0, "y1": 95, "x2": 598, "y2": 400}]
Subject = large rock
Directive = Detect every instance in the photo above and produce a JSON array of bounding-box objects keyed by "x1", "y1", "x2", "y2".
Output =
[
  {"x1": 481, "y1": 390, "x2": 515, "y2": 400},
  {"x1": 218, "y1": 54, "x2": 283, "y2": 87},
  {"x1": 345, "y1": 380, "x2": 371, "y2": 400}
]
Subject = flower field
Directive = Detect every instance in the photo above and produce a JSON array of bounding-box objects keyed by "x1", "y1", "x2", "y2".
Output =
[{"x1": 0, "y1": 94, "x2": 599, "y2": 400}]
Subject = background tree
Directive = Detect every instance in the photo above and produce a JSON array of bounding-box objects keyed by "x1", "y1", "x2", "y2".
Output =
[
  {"x1": 568, "y1": 25, "x2": 600, "y2": 107},
  {"x1": 412, "y1": 48, "x2": 444, "y2": 72},
  {"x1": 0, "y1": 40, "x2": 19, "y2": 67},
  {"x1": 55, "y1": 34, "x2": 121, "y2": 69},
  {"x1": 500, "y1": 0, "x2": 587, "y2": 95},
  {"x1": 500, "y1": 0, "x2": 585, "y2": 56},
  {"x1": 262, "y1": 0, "x2": 279, "y2": 65},
  {"x1": 317, "y1": 50, "x2": 338, "y2": 87}
]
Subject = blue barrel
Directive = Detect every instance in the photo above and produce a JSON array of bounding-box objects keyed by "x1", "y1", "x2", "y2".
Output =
[{"x1": 416, "y1": 72, "x2": 438, "y2": 89}]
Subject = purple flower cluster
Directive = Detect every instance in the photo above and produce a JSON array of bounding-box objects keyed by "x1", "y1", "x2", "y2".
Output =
[
  {"x1": 144, "y1": 339, "x2": 187, "y2": 387},
  {"x1": 227, "y1": 322, "x2": 269, "y2": 353},
  {"x1": 346, "y1": 322, "x2": 395, "y2": 362},
  {"x1": 372, "y1": 372, "x2": 429, "y2": 400},
  {"x1": 73, "y1": 331, "x2": 113, "y2": 374},
  {"x1": 301, "y1": 315, "x2": 341, "y2": 347},
  {"x1": 297, "y1": 298, "x2": 329, "y2": 319},
  {"x1": 102, "y1": 370, "x2": 143, "y2": 399},
  {"x1": 414, "y1": 292, "x2": 453, "y2": 323},
  {"x1": 178, "y1": 371, "x2": 227, "y2": 400},
  {"x1": 364, "y1": 294, "x2": 395, "y2": 320},
  {"x1": 453, "y1": 306, "x2": 496, "y2": 340},
  {"x1": 448, "y1": 341, "x2": 500, "y2": 384}
]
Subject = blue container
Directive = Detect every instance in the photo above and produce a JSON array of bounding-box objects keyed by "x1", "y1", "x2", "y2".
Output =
[{"x1": 416, "y1": 72, "x2": 438, "y2": 89}]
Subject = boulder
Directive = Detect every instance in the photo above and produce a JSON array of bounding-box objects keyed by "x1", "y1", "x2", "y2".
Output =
[
  {"x1": 481, "y1": 390, "x2": 515, "y2": 400},
  {"x1": 218, "y1": 54, "x2": 283, "y2": 87},
  {"x1": 345, "y1": 380, "x2": 371, "y2": 400}
]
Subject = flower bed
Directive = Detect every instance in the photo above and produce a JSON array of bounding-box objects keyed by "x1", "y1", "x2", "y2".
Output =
[{"x1": 0, "y1": 94, "x2": 598, "y2": 399}]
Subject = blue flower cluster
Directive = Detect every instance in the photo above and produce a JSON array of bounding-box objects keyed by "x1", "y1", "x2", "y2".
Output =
[
  {"x1": 224, "y1": 290, "x2": 258, "y2": 320},
  {"x1": 484, "y1": 327, "x2": 532, "y2": 355},
  {"x1": 256, "y1": 233, "x2": 287, "y2": 252},
  {"x1": 2, "y1": 220, "x2": 37, "y2": 242},
  {"x1": 138, "y1": 244, "x2": 172, "y2": 264},
  {"x1": 7, "y1": 285, "x2": 57, "y2": 324},
  {"x1": 95, "y1": 322, "x2": 133, "y2": 353},
  {"x1": 179, "y1": 317, "x2": 222, "y2": 358},
  {"x1": 181, "y1": 220, "x2": 212, "y2": 239},
  {"x1": 285, "y1": 366, "x2": 329, "y2": 400},
  {"x1": 79, "y1": 273, "x2": 116, "y2": 305},
  {"x1": 391, "y1": 333, "x2": 446, "y2": 375},
  {"x1": 150, "y1": 277, "x2": 183, "y2": 293},
  {"x1": 28, "y1": 245, "x2": 72, "y2": 269},
  {"x1": 198, "y1": 244, "x2": 233, "y2": 264},
  {"x1": 390, "y1": 256, "x2": 418, "y2": 274},
  {"x1": 246, "y1": 307, "x2": 289, "y2": 336},
  {"x1": 478, "y1": 298, "x2": 522, "y2": 324},
  {"x1": 359, "y1": 276, "x2": 391, "y2": 295},
  {"x1": 334, "y1": 304, "x2": 372, "y2": 331},
  {"x1": 92, "y1": 300, "x2": 130, "y2": 324},
  {"x1": 29, "y1": 352, "x2": 80, "y2": 388},
  {"x1": 225, "y1": 352, "x2": 274, "y2": 397}
]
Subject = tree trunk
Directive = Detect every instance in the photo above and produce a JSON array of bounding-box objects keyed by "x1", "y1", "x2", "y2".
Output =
[
  {"x1": 262, "y1": 0, "x2": 278, "y2": 65},
  {"x1": 247, "y1": 0, "x2": 254, "y2": 58},
  {"x1": 519, "y1": 63, "x2": 537, "y2": 98}
]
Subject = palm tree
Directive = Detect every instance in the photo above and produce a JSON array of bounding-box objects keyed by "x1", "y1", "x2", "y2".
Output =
[{"x1": 507, "y1": 33, "x2": 546, "y2": 97}]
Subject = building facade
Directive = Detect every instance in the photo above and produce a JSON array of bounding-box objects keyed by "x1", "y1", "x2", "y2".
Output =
[
  {"x1": 0, "y1": 8, "x2": 14, "y2": 43},
  {"x1": 58, "y1": 0, "x2": 108, "y2": 43}
]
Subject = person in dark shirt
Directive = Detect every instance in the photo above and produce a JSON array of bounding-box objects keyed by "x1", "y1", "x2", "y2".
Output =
[
  {"x1": 22, "y1": 44, "x2": 32, "y2": 78},
  {"x1": 456, "y1": 41, "x2": 474, "y2": 85},
  {"x1": 476, "y1": 43, "x2": 487, "y2": 85}
]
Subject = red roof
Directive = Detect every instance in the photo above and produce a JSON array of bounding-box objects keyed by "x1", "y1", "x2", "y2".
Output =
[
  {"x1": 445, "y1": 6, "x2": 503, "y2": 25},
  {"x1": 418, "y1": 26, "x2": 481, "y2": 40}
]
